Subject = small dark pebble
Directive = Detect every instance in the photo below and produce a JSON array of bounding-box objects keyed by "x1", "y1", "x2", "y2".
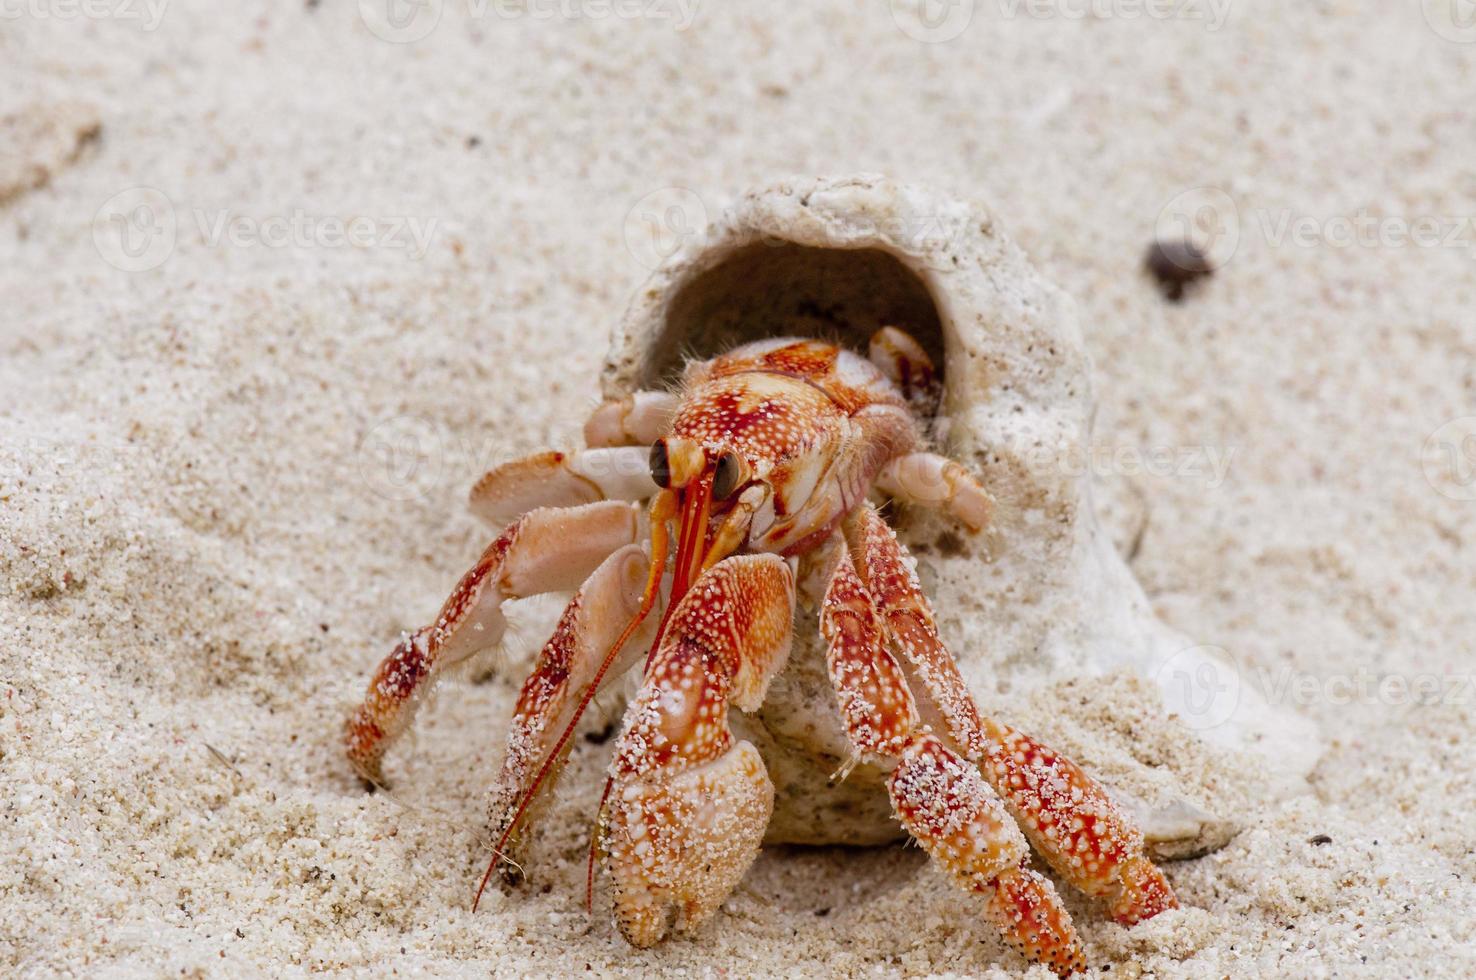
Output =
[
  {"x1": 1309, "y1": 834, "x2": 1333, "y2": 846},
  {"x1": 1145, "y1": 238, "x2": 1215, "y2": 302},
  {"x1": 814, "y1": 907, "x2": 830, "y2": 917}
]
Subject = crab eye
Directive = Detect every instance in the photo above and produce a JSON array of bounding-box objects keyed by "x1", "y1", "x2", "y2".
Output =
[
  {"x1": 712, "y1": 451, "x2": 745, "y2": 501},
  {"x1": 649, "y1": 440, "x2": 672, "y2": 489}
]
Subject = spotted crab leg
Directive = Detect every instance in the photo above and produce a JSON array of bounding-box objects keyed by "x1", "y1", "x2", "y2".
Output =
[
  {"x1": 874, "y1": 451, "x2": 997, "y2": 533},
  {"x1": 601, "y1": 554, "x2": 795, "y2": 947},
  {"x1": 469, "y1": 446, "x2": 658, "y2": 526},
  {"x1": 820, "y1": 533, "x2": 1087, "y2": 975},
  {"x1": 344, "y1": 500, "x2": 640, "y2": 785},
  {"x1": 583, "y1": 390, "x2": 682, "y2": 448},
  {"x1": 483, "y1": 543, "x2": 658, "y2": 882},
  {"x1": 846, "y1": 504, "x2": 1179, "y2": 931}
]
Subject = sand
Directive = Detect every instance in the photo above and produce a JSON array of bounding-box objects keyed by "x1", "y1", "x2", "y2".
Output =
[{"x1": 4, "y1": 1, "x2": 1476, "y2": 976}]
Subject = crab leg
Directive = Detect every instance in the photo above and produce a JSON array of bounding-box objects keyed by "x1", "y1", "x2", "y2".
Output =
[
  {"x1": 583, "y1": 390, "x2": 682, "y2": 448},
  {"x1": 874, "y1": 452, "x2": 996, "y2": 533},
  {"x1": 344, "y1": 500, "x2": 640, "y2": 784},
  {"x1": 820, "y1": 536, "x2": 1087, "y2": 976},
  {"x1": 846, "y1": 504, "x2": 1178, "y2": 927},
  {"x1": 483, "y1": 543, "x2": 658, "y2": 880},
  {"x1": 868, "y1": 325, "x2": 942, "y2": 417},
  {"x1": 602, "y1": 554, "x2": 795, "y2": 947},
  {"x1": 470, "y1": 446, "x2": 657, "y2": 526}
]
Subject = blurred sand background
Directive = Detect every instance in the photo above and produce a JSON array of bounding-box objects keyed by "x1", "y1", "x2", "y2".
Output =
[{"x1": 3, "y1": 0, "x2": 1476, "y2": 976}]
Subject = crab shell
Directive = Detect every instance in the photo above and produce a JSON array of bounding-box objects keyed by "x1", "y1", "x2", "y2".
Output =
[{"x1": 600, "y1": 174, "x2": 1321, "y2": 856}]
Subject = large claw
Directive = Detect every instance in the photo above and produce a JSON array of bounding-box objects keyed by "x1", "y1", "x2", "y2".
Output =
[{"x1": 603, "y1": 741, "x2": 773, "y2": 947}]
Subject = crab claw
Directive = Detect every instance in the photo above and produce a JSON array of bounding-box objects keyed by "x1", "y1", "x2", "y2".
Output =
[{"x1": 603, "y1": 742, "x2": 773, "y2": 947}]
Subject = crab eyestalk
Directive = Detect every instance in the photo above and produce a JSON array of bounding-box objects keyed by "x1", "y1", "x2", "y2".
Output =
[{"x1": 648, "y1": 436, "x2": 745, "y2": 608}]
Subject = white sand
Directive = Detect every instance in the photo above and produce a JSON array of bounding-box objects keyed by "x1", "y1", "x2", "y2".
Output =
[{"x1": 4, "y1": 1, "x2": 1476, "y2": 976}]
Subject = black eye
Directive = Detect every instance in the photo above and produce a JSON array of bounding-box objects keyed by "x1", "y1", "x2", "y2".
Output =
[
  {"x1": 712, "y1": 452, "x2": 744, "y2": 500},
  {"x1": 648, "y1": 440, "x2": 671, "y2": 488}
]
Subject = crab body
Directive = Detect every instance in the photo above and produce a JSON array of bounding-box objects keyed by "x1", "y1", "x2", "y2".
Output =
[
  {"x1": 666, "y1": 337, "x2": 920, "y2": 556},
  {"x1": 345, "y1": 330, "x2": 1176, "y2": 975}
]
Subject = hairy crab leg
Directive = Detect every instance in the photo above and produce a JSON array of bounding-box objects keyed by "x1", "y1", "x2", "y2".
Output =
[
  {"x1": 583, "y1": 390, "x2": 682, "y2": 448},
  {"x1": 820, "y1": 536, "x2": 1087, "y2": 976},
  {"x1": 873, "y1": 452, "x2": 997, "y2": 533},
  {"x1": 344, "y1": 500, "x2": 639, "y2": 785},
  {"x1": 602, "y1": 554, "x2": 795, "y2": 947},
  {"x1": 469, "y1": 446, "x2": 657, "y2": 527},
  {"x1": 845, "y1": 504, "x2": 1179, "y2": 928},
  {"x1": 977, "y1": 721, "x2": 1180, "y2": 925},
  {"x1": 483, "y1": 543, "x2": 658, "y2": 882},
  {"x1": 845, "y1": 504, "x2": 989, "y2": 758},
  {"x1": 473, "y1": 490, "x2": 676, "y2": 912},
  {"x1": 867, "y1": 325, "x2": 942, "y2": 418}
]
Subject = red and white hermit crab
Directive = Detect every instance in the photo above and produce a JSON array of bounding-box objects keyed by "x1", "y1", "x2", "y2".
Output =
[{"x1": 345, "y1": 329, "x2": 1177, "y2": 974}]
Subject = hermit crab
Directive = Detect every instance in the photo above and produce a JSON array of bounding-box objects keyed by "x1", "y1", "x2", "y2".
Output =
[
  {"x1": 347, "y1": 320, "x2": 1179, "y2": 972},
  {"x1": 343, "y1": 175, "x2": 1319, "y2": 973}
]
